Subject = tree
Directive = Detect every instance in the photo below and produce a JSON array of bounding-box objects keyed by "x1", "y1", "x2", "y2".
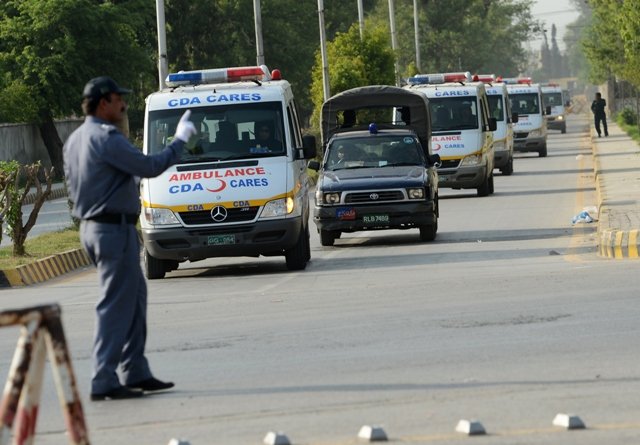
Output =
[
  {"x1": 310, "y1": 22, "x2": 395, "y2": 130},
  {"x1": 0, "y1": 0, "x2": 156, "y2": 178}
]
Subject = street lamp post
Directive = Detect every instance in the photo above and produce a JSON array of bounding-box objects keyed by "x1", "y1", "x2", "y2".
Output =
[
  {"x1": 254, "y1": 0, "x2": 265, "y2": 66},
  {"x1": 155, "y1": 0, "x2": 168, "y2": 90},
  {"x1": 318, "y1": 0, "x2": 330, "y2": 101},
  {"x1": 388, "y1": 0, "x2": 400, "y2": 86}
]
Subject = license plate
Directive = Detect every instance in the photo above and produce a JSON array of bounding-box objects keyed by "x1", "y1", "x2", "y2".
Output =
[
  {"x1": 363, "y1": 214, "x2": 389, "y2": 224},
  {"x1": 207, "y1": 234, "x2": 236, "y2": 245}
]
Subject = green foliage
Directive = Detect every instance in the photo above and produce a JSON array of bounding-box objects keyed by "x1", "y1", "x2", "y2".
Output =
[
  {"x1": 618, "y1": 107, "x2": 637, "y2": 126},
  {"x1": 310, "y1": 22, "x2": 395, "y2": 130},
  {"x1": 0, "y1": 160, "x2": 20, "y2": 246}
]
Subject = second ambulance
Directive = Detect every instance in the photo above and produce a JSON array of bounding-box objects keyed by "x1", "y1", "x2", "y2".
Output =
[
  {"x1": 406, "y1": 72, "x2": 497, "y2": 197},
  {"x1": 139, "y1": 66, "x2": 316, "y2": 279},
  {"x1": 541, "y1": 83, "x2": 567, "y2": 134}
]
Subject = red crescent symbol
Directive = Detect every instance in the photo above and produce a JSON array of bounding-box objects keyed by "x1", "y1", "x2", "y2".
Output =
[
  {"x1": 206, "y1": 179, "x2": 226, "y2": 192},
  {"x1": 433, "y1": 143, "x2": 441, "y2": 151}
]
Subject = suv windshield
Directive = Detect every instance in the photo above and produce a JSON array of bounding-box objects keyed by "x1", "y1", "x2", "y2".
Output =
[
  {"x1": 147, "y1": 102, "x2": 285, "y2": 162},
  {"x1": 325, "y1": 135, "x2": 424, "y2": 170},
  {"x1": 429, "y1": 97, "x2": 479, "y2": 132}
]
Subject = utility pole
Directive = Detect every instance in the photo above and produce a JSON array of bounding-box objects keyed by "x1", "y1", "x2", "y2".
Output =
[
  {"x1": 318, "y1": 0, "x2": 330, "y2": 101},
  {"x1": 357, "y1": 0, "x2": 364, "y2": 39},
  {"x1": 388, "y1": 0, "x2": 400, "y2": 86},
  {"x1": 413, "y1": 0, "x2": 421, "y2": 72},
  {"x1": 155, "y1": 0, "x2": 168, "y2": 90},
  {"x1": 254, "y1": 0, "x2": 265, "y2": 66}
]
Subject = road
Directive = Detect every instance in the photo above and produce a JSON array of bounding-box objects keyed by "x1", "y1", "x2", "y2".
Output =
[{"x1": 1, "y1": 114, "x2": 639, "y2": 444}]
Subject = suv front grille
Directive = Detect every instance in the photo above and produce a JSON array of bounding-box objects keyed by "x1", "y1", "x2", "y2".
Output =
[{"x1": 345, "y1": 190, "x2": 405, "y2": 204}]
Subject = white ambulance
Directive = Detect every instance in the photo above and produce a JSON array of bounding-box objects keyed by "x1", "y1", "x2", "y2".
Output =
[
  {"x1": 140, "y1": 66, "x2": 317, "y2": 279},
  {"x1": 541, "y1": 83, "x2": 567, "y2": 133},
  {"x1": 504, "y1": 78, "x2": 548, "y2": 157},
  {"x1": 475, "y1": 74, "x2": 517, "y2": 175},
  {"x1": 405, "y1": 72, "x2": 497, "y2": 197}
]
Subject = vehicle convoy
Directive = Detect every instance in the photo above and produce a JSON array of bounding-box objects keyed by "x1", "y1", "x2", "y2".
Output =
[
  {"x1": 308, "y1": 85, "x2": 440, "y2": 246},
  {"x1": 541, "y1": 83, "x2": 567, "y2": 133},
  {"x1": 139, "y1": 66, "x2": 316, "y2": 279},
  {"x1": 475, "y1": 74, "x2": 518, "y2": 176},
  {"x1": 405, "y1": 72, "x2": 497, "y2": 197},
  {"x1": 505, "y1": 77, "x2": 549, "y2": 157}
]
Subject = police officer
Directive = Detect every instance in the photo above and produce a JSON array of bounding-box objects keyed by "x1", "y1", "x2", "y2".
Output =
[
  {"x1": 591, "y1": 92, "x2": 608, "y2": 137},
  {"x1": 63, "y1": 76, "x2": 197, "y2": 401}
]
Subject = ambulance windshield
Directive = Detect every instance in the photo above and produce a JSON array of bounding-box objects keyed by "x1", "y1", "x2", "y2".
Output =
[
  {"x1": 147, "y1": 102, "x2": 286, "y2": 162},
  {"x1": 326, "y1": 135, "x2": 424, "y2": 170},
  {"x1": 509, "y1": 93, "x2": 540, "y2": 115},
  {"x1": 487, "y1": 95, "x2": 505, "y2": 121},
  {"x1": 428, "y1": 97, "x2": 479, "y2": 132},
  {"x1": 542, "y1": 92, "x2": 562, "y2": 108}
]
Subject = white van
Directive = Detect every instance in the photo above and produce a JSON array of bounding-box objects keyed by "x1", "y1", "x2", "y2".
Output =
[
  {"x1": 505, "y1": 78, "x2": 548, "y2": 157},
  {"x1": 140, "y1": 66, "x2": 317, "y2": 279},
  {"x1": 541, "y1": 83, "x2": 567, "y2": 133},
  {"x1": 405, "y1": 72, "x2": 497, "y2": 196},
  {"x1": 476, "y1": 74, "x2": 517, "y2": 175}
]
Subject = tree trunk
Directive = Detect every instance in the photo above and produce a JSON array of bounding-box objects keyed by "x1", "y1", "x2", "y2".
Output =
[{"x1": 38, "y1": 110, "x2": 64, "y2": 181}]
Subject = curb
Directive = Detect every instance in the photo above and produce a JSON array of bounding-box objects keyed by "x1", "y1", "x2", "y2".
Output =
[
  {"x1": 23, "y1": 185, "x2": 68, "y2": 206},
  {"x1": 0, "y1": 249, "x2": 91, "y2": 288},
  {"x1": 591, "y1": 127, "x2": 640, "y2": 259}
]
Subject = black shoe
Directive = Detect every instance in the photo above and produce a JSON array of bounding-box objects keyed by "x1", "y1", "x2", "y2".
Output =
[
  {"x1": 126, "y1": 377, "x2": 174, "y2": 392},
  {"x1": 91, "y1": 386, "x2": 143, "y2": 401}
]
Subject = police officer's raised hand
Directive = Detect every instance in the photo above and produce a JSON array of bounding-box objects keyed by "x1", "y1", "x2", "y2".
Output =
[{"x1": 174, "y1": 110, "x2": 197, "y2": 143}]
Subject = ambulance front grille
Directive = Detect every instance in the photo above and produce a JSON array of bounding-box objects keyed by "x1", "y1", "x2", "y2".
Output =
[
  {"x1": 437, "y1": 159, "x2": 460, "y2": 169},
  {"x1": 179, "y1": 207, "x2": 260, "y2": 225},
  {"x1": 514, "y1": 132, "x2": 529, "y2": 139}
]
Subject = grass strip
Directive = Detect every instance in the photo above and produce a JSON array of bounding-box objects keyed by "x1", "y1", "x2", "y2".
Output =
[{"x1": 0, "y1": 227, "x2": 81, "y2": 270}]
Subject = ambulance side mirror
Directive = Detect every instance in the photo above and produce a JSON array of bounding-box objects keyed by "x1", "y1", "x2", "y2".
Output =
[
  {"x1": 307, "y1": 159, "x2": 320, "y2": 171},
  {"x1": 487, "y1": 117, "x2": 497, "y2": 132},
  {"x1": 511, "y1": 112, "x2": 519, "y2": 124},
  {"x1": 298, "y1": 135, "x2": 317, "y2": 159},
  {"x1": 545, "y1": 105, "x2": 552, "y2": 115},
  {"x1": 428, "y1": 153, "x2": 441, "y2": 167}
]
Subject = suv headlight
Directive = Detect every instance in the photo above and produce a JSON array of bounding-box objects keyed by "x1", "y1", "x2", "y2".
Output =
[
  {"x1": 407, "y1": 188, "x2": 424, "y2": 199},
  {"x1": 261, "y1": 197, "x2": 296, "y2": 218},
  {"x1": 144, "y1": 207, "x2": 179, "y2": 225},
  {"x1": 460, "y1": 154, "x2": 484, "y2": 166},
  {"x1": 315, "y1": 190, "x2": 341, "y2": 205}
]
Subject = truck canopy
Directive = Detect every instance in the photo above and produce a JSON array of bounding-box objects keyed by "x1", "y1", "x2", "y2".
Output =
[{"x1": 321, "y1": 85, "x2": 432, "y2": 155}]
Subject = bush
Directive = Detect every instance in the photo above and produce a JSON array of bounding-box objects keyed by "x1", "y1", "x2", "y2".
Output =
[{"x1": 618, "y1": 107, "x2": 637, "y2": 126}]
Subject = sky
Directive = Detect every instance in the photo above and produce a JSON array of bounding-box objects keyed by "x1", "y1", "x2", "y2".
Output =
[{"x1": 529, "y1": 0, "x2": 582, "y2": 52}]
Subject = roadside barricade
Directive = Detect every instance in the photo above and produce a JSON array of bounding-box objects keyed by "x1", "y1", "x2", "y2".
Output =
[{"x1": 0, "y1": 304, "x2": 89, "y2": 445}]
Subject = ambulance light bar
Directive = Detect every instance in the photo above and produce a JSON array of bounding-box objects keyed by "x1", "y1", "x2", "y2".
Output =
[
  {"x1": 407, "y1": 71, "x2": 471, "y2": 85},
  {"x1": 166, "y1": 66, "x2": 271, "y2": 87},
  {"x1": 502, "y1": 77, "x2": 532, "y2": 85},
  {"x1": 473, "y1": 74, "x2": 496, "y2": 83}
]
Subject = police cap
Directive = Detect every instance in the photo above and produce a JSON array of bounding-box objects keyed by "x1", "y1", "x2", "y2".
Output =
[{"x1": 83, "y1": 76, "x2": 132, "y2": 99}]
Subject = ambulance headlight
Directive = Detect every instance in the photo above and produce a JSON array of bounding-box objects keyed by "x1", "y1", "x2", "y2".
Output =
[
  {"x1": 460, "y1": 154, "x2": 483, "y2": 166},
  {"x1": 493, "y1": 141, "x2": 505, "y2": 151},
  {"x1": 261, "y1": 197, "x2": 296, "y2": 218},
  {"x1": 407, "y1": 188, "x2": 425, "y2": 199},
  {"x1": 144, "y1": 207, "x2": 179, "y2": 225},
  {"x1": 557, "y1": 115, "x2": 564, "y2": 121},
  {"x1": 529, "y1": 129, "x2": 542, "y2": 137}
]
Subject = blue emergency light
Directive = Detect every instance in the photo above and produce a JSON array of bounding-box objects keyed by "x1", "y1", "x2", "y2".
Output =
[
  {"x1": 407, "y1": 72, "x2": 471, "y2": 85},
  {"x1": 369, "y1": 123, "x2": 378, "y2": 134},
  {"x1": 166, "y1": 66, "x2": 270, "y2": 87}
]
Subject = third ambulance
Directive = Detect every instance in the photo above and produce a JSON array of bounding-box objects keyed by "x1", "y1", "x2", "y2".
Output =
[
  {"x1": 405, "y1": 72, "x2": 497, "y2": 197},
  {"x1": 476, "y1": 74, "x2": 517, "y2": 175},
  {"x1": 505, "y1": 77, "x2": 548, "y2": 157},
  {"x1": 139, "y1": 66, "x2": 317, "y2": 279},
  {"x1": 541, "y1": 83, "x2": 567, "y2": 133}
]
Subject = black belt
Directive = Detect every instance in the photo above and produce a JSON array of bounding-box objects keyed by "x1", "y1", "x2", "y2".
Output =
[{"x1": 86, "y1": 213, "x2": 138, "y2": 224}]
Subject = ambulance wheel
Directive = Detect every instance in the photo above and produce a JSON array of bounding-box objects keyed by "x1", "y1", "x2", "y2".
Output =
[
  {"x1": 477, "y1": 175, "x2": 491, "y2": 197},
  {"x1": 489, "y1": 173, "x2": 495, "y2": 194},
  {"x1": 538, "y1": 145, "x2": 548, "y2": 157},
  {"x1": 285, "y1": 226, "x2": 309, "y2": 271},
  {"x1": 144, "y1": 249, "x2": 166, "y2": 280},
  {"x1": 561, "y1": 124, "x2": 567, "y2": 134},
  {"x1": 319, "y1": 229, "x2": 337, "y2": 246},
  {"x1": 419, "y1": 221, "x2": 437, "y2": 241},
  {"x1": 501, "y1": 157, "x2": 514, "y2": 176}
]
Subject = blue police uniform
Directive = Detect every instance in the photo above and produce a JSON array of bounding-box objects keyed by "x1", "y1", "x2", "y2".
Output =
[{"x1": 63, "y1": 115, "x2": 185, "y2": 395}]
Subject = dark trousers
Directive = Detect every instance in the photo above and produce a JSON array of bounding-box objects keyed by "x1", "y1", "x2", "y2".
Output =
[
  {"x1": 81, "y1": 220, "x2": 152, "y2": 394},
  {"x1": 594, "y1": 114, "x2": 608, "y2": 136}
]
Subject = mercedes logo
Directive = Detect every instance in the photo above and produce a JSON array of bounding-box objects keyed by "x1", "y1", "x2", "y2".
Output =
[
  {"x1": 210, "y1": 206, "x2": 228, "y2": 222},
  {"x1": 369, "y1": 193, "x2": 379, "y2": 200}
]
